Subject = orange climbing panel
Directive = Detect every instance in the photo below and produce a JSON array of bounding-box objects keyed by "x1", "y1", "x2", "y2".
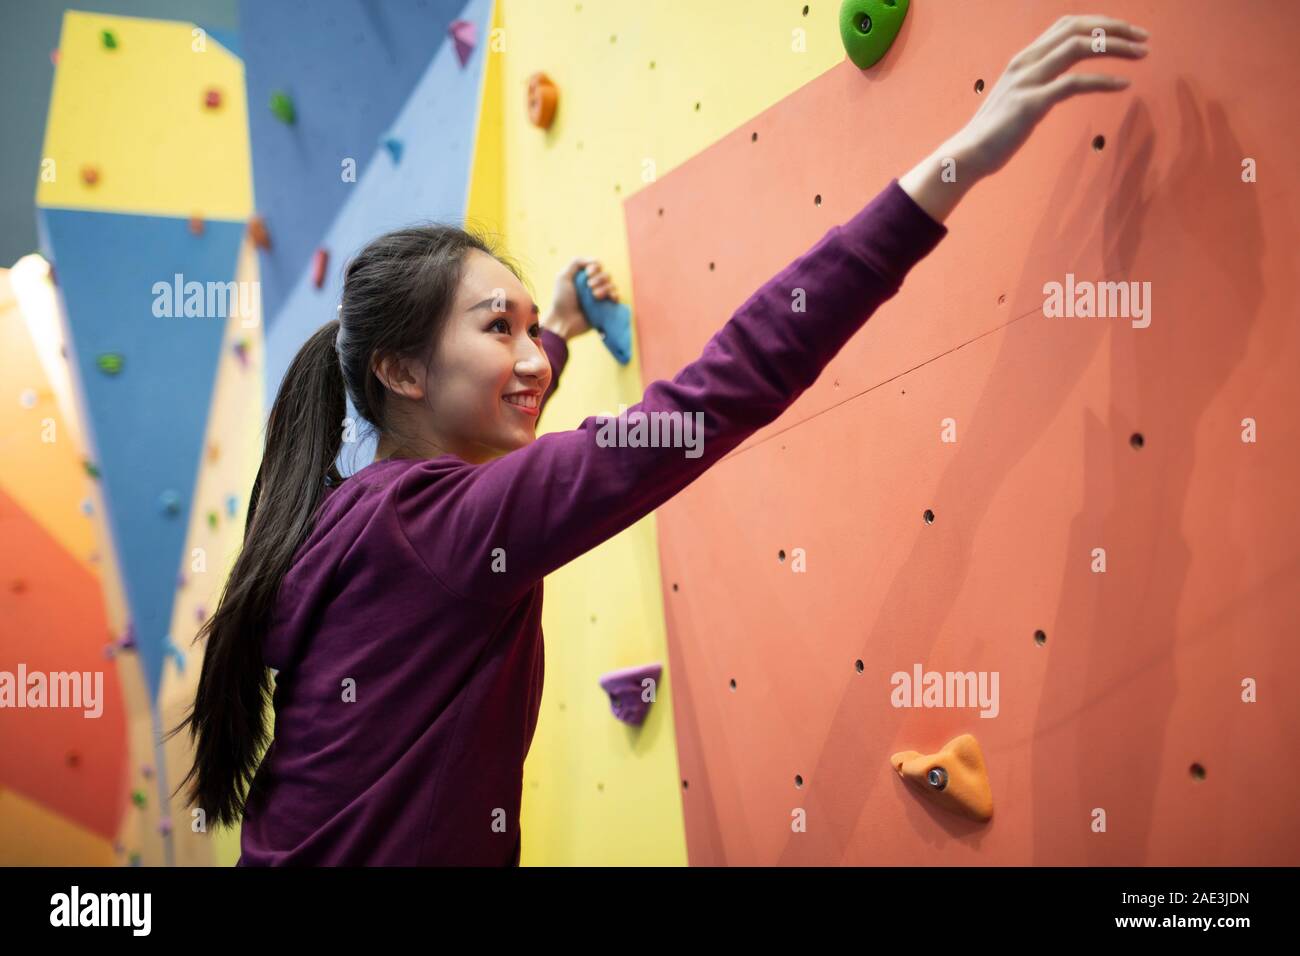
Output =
[{"x1": 624, "y1": 0, "x2": 1300, "y2": 865}]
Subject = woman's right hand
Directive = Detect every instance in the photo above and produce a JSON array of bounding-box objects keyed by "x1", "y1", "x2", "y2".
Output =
[{"x1": 900, "y1": 15, "x2": 1149, "y2": 223}]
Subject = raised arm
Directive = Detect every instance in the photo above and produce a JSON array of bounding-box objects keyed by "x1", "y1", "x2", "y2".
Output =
[
  {"x1": 395, "y1": 178, "x2": 945, "y2": 606},
  {"x1": 395, "y1": 12, "x2": 1149, "y2": 608}
]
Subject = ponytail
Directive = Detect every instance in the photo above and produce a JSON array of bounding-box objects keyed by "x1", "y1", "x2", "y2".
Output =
[
  {"x1": 167, "y1": 318, "x2": 346, "y2": 828},
  {"x1": 169, "y1": 222, "x2": 522, "y2": 829}
]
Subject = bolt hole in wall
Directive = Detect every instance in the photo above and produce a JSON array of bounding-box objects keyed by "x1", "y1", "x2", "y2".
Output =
[
  {"x1": 1092, "y1": 134, "x2": 1106, "y2": 151},
  {"x1": 1034, "y1": 629, "x2": 1047, "y2": 646},
  {"x1": 778, "y1": 549, "x2": 786, "y2": 562},
  {"x1": 1130, "y1": 432, "x2": 1145, "y2": 449},
  {"x1": 729, "y1": 678, "x2": 737, "y2": 691},
  {"x1": 975, "y1": 78, "x2": 985, "y2": 94},
  {"x1": 794, "y1": 774, "x2": 804, "y2": 788},
  {"x1": 1190, "y1": 763, "x2": 1207, "y2": 781},
  {"x1": 923, "y1": 508, "x2": 935, "y2": 525}
]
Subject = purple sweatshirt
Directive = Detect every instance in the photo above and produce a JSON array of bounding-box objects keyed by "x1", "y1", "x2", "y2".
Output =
[{"x1": 235, "y1": 178, "x2": 947, "y2": 865}]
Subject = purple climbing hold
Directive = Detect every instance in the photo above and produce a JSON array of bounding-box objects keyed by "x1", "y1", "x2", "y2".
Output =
[
  {"x1": 598, "y1": 663, "x2": 663, "y2": 727},
  {"x1": 449, "y1": 19, "x2": 476, "y2": 67},
  {"x1": 118, "y1": 625, "x2": 137, "y2": 651}
]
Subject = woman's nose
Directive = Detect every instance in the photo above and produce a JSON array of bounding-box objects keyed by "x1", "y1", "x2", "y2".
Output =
[{"x1": 514, "y1": 338, "x2": 549, "y2": 378}]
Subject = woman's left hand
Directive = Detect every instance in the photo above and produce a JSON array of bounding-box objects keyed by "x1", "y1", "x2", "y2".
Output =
[{"x1": 545, "y1": 257, "x2": 620, "y2": 340}]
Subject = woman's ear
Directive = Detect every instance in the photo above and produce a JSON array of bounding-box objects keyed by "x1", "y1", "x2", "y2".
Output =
[{"x1": 372, "y1": 352, "x2": 427, "y2": 402}]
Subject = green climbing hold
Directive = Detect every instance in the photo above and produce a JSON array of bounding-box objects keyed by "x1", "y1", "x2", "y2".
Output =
[
  {"x1": 839, "y1": 0, "x2": 909, "y2": 70},
  {"x1": 131, "y1": 789, "x2": 146, "y2": 808},
  {"x1": 96, "y1": 353, "x2": 124, "y2": 375},
  {"x1": 207, "y1": 510, "x2": 218, "y2": 530},
  {"x1": 270, "y1": 90, "x2": 296, "y2": 125},
  {"x1": 82, "y1": 460, "x2": 100, "y2": 479},
  {"x1": 101, "y1": 29, "x2": 118, "y2": 50}
]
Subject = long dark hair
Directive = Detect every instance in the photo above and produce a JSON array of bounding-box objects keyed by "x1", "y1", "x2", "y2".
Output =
[{"x1": 167, "y1": 224, "x2": 523, "y2": 828}]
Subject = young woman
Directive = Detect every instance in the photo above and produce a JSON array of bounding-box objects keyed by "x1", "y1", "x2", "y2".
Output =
[{"x1": 172, "y1": 15, "x2": 1149, "y2": 865}]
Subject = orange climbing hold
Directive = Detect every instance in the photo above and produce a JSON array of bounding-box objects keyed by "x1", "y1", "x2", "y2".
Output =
[
  {"x1": 247, "y1": 214, "x2": 271, "y2": 250},
  {"x1": 81, "y1": 166, "x2": 100, "y2": 186},
  {"x1": 188, "y1": 215, "x2": 205, "y2": 236},
  {"x1": 527, "y1": 72, "x2": 558, "y2": 130},
  {"x1": 890, "y1": 733, "x2": 993, "y2": 823}
]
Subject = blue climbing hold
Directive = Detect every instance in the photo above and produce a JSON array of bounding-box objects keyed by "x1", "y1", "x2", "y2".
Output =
[
  {"x1": 158, "y1": 490, "x2": 182, "y2": 516},
  {"x1": 225, "y1": 493, "x2": 238, "y2": 517},
  {"x1": 162, "y1": 634, "x2": 185, "y2": 674},
  {"x1": 575, "y1": 268, "x2": 632, "y2": 365},
  {"x1": 382, "y1": 136, "x2": 403, "y2": 164}
]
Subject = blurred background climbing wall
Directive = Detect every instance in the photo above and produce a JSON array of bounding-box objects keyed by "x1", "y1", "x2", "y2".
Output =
[{"x1": 2, "y1": 0, "x2": 1297, "y2": 867}]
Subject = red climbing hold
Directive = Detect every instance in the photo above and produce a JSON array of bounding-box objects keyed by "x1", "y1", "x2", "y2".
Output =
[
  {"x1": 204, "y1": 88, "x2": 222, "y2": 109},
  {"x1": 188, "y1": 215, "x2": 205, "y2": 236},
  {"x1": 50, "y1": 49, "x2": 60, "y2": 66},
  {"x1": 312, "y1": 248, "x2": 329, "y2": 289}
]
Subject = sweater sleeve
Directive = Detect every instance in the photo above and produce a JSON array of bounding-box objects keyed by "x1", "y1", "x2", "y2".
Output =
[
  {"x1": 394, "y1": 178, "x2": 948, "y2": 606},
  {"x1": 537, "y1": 327, "x2": 568, "y2": 417}
]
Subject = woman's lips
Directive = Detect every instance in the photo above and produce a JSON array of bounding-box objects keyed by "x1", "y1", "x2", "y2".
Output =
[{"x1": 503, "y1": 396, "x2": 540, "y2": 417}]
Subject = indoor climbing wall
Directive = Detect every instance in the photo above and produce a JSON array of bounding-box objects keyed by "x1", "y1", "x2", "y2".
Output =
[
  {"x1": 624, "y1": 0, "x2": 1300, "y2": 864},
  {"x1": 8, "y1": 9, "x2": 259, "y2": 865},
  {"x1": 0, "y1": 262, "x2": 123, "y2": 865},
  {"x1": 243, "y1": 0, "x2": 495, "y2": 463},
  {"x1": 497, "y1": 0, "x2": 854, "y2": 865}
]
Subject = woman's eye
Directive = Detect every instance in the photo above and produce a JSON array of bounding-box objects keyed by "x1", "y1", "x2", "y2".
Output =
[
  {"x1": 489, "y1": 317, "x2": 510, "y2": 333},
  {"x1": 529, "y1": 323, "x2": 542, "y2": 338}
]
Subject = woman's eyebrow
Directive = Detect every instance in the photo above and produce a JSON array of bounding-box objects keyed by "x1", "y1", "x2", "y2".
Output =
[{"x1": 468, "y1": 297, "x2": 541, "y2": 315}]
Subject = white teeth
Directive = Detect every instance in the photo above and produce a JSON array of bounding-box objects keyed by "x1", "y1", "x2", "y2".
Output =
[{"x1": 504, "y1": 394, "x2": 539, "y2": 408}]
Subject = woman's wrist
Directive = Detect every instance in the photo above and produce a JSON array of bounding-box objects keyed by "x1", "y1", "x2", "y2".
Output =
[
  {"x1": 897, "y1": 133, "x2": 985, "y2": 225},
  {"x1": 541, "y1": 311, "x2": 578, "y2": 341}
]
